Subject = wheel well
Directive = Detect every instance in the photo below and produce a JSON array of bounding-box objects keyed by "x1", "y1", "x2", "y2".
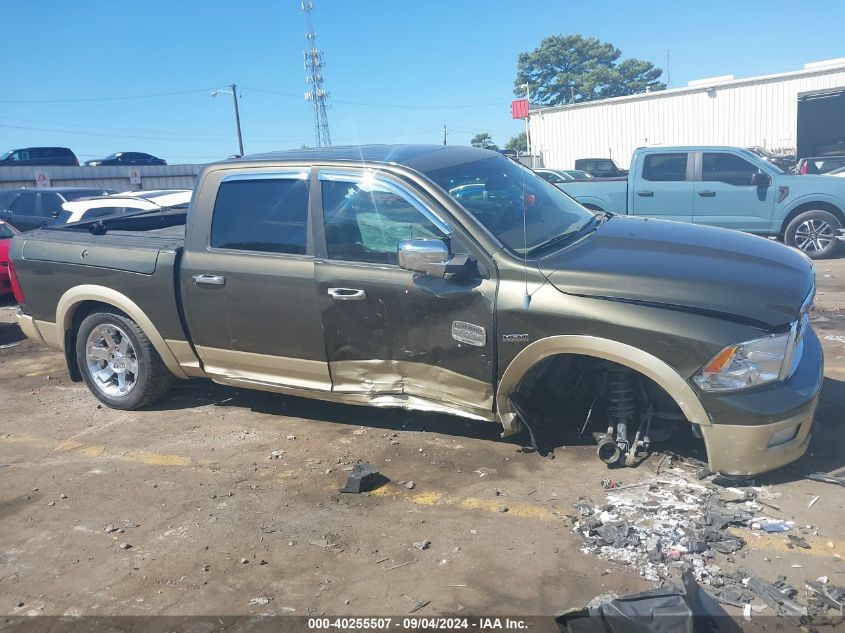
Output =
[
  {"x1": 63, "y1": 300, "x2": 128, "y2": 382},
  {"x1": 512, "y1": 353, "x2": 699, "y2": 444},
  {"x1": 780, "y1": 201, "x2": 844, "y2": 238}
]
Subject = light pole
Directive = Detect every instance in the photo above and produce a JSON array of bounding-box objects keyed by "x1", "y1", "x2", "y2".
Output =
[
  {"x1": 211, "y1": 84, "x2": 244, "y2": 157},
  {"x1": 520, "y1": 83, "x2": 532, "y2": 166}
]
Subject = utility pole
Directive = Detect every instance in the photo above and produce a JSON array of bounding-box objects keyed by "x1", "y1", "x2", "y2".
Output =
[
  {"x1": 211, "y1": 85, "x2": 244, "y2": 156},
  {"x1": 231, "y1": 83, "x2": 244, "y2": 157},
  {"x1": 443, "y1": 124, "x2": 447, "y2": 146},
  {"x1": 302, "y1": 0, "x2": 331, "y2": 147}
]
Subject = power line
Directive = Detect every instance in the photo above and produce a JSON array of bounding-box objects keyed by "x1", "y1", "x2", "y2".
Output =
[
  {"x1": 0, "y1": 88, "x2": 217, "y2": 104},
  {"x1": 243, "y1": 86, "x2": 510, "y2": 110},
  {"x1": 0, "y1": 115, "x2": 235, "y2": 139}
]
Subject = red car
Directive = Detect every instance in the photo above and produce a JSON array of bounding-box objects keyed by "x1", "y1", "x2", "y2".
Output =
[{"x1": 0, "y1": 220, "x2": 20, "y2": 296}]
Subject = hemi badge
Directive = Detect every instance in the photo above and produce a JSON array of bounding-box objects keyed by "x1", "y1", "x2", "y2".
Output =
[
  {"x1": 452, "y1": 321, "x2": 486, "y2": 347},
  {"x1": 503, "y1": 333, "x2": 530, "y2": 343}
]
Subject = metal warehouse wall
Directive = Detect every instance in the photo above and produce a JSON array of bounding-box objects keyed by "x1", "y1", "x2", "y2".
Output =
[
  {"x1": 529, "y1": 63, "x2": 845, "y2": 170},
  {"x1": 0, "y1": 164, "x2": 203, "y2": 191}
]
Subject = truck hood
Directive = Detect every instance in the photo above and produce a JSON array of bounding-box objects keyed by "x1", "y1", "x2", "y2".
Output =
[{"x1": 540, "y1": 216, "x2": 814, "y2": 329}]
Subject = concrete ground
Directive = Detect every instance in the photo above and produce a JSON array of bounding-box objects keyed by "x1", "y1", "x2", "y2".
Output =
[{"x1": 1, "y1": 257, "x2": 844, "y2": 620}]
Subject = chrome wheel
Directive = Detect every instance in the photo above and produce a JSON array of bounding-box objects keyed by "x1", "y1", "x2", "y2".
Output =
[
  {"x1": 794, "y1": 218, "x2": 835, "y2": 254},
  {"x1": 85, "y1": 324, "x2": 139, "y2": 397}
]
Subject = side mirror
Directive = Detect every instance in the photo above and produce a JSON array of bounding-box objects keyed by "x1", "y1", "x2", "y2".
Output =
[
  {"x1": 751, "y1": 171, "x2": 771, "y2": 187},
  {"x1": 398, "y1": 238, "x2": 449, "y2": 275}
]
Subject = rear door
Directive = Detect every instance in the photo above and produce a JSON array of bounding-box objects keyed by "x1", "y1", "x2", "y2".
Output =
[
  {"x1": 693, "y1": 151, "x2": 775, "y2": 233},
  {"x1": 313, "y1": 168, "x2": 496, "y2": 417},
  {"x1": 181, "y1": 169, "x2": 331, "y2": 390},
  {"x1": 630, "y1": 151, "x2": 694, "y2": 222}
]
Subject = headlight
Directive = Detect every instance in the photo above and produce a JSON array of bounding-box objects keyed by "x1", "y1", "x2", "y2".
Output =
[{"x1": 693, "y1": 332, "x2": 791, "y2": 392}]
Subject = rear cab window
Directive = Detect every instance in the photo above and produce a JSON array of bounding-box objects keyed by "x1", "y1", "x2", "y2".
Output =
[
  {"x1": 642, "y1": 153, "x2": 689, "y2": 181},
  {"x1": 210, "y1": 175, "x2": 310, "y2": 254}
]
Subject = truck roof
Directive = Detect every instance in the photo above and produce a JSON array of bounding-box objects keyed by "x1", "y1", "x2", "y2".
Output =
[
  {"x1": 633, "y1": 145, "x2": 756, "y2": 153},
  {"x1": 234, "y1": 144, "x2": 500, "y2": 172}
]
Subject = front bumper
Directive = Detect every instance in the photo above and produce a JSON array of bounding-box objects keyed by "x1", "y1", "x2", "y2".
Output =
[{"x1": 697, "y1": 327, "x2": 823, "y2": 476}]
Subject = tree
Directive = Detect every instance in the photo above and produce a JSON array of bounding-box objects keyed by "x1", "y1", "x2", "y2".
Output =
[
  {"x1": 505, "y1": 132, "x2": 527, "y2": 153},
  {"x1": 470, "y1": 132, "x2": 498, "y2": 151},
  {"x1": 514, "y1": 34, "x2": 665, "y2": 106}
]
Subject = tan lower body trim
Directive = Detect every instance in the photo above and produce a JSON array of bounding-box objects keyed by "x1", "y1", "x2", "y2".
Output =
[
  {"x1": 330, "y1": 359, "x2": 493, "y2": 418},
  {"x1": 165, "y1": 339, "x2": 207, "y2": 378},
  {"x1": 34, "y1": 320, "x2": 61, "y2": 349},
  {"x1": 699, "y1": 407, "x2": 815, "y2": 476},
  {"x1": 16, "y1": 312, "x2": 47, "y2": 347},
  {"x1": 195, "y1": 346, "x2": 332, "y2": 391},
  {"x1": 213, "y1": 375, "x2": 495, "y2": 422}
]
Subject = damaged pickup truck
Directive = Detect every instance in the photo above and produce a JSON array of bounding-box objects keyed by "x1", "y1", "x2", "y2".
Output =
[{"x1": 9, "y1": 145, "x2": 822, "y2": 475}]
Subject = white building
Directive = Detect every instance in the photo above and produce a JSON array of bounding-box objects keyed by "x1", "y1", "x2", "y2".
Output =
[{"x1": 529, "y1": 58, "x2": 845, "y2": 170}]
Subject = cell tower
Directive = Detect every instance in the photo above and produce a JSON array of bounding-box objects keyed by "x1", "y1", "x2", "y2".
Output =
[{"x1": 302, "y1": 0, "x2": 331, "y2": 147}]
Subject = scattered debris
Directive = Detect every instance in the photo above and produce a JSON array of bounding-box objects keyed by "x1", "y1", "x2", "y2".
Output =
[
  {"x1": 268, "y1": 450, "x2": 284, "y2": 460},
  {"x1": 497, "y1": 505, "x2": 509, "y2": 513},
  {"x1": 752, "y1": 518, "x2": 792, "y2": 533},
  {"x1": 286, "y1": 434, "x2": 296, "y2": 440},
  {"x1": 118, "y1": 543, "x2": 131, "y2": 550},
  {"x1": 248, "y1": 597, "x2": 271, "y2": 606},
  {"x1": 340, "y1": 462, "x2": 388, "y2": 494},
  {"x1": 383, "y1": 560, "x2": 417, "y2": 571},
  {"x1": 600, "y1": 479, "x2": 619, "y2": 490},
  {"x1": 240, "y1": 557, "x2": 249, "y2": 564},
  {"x1": 413, "y1": 540, "x2": 431, "y2": 551},
  {"x1": 787, "y1": 535, "x2": 811, "y2": 550},
  {"x1": 408, "y1": 600, "x2": 430, "y2": 614},
  {"x1": 103, "y1": 524, "x2": 118, "y2": 533},
  {"x1": 405, "y1": 480, "x2": 415, "y2": 489},
  {"x1": 309, "y1": 539, "x2": 335, "y2": 549},
  {"x1": 809, "y1": 495, "x2": 820, "y2": 508}
]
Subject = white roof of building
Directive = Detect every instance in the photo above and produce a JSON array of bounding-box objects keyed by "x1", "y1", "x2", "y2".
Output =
[{"x1": 530, "y1": 58, "x2": 845, "y2": 115}]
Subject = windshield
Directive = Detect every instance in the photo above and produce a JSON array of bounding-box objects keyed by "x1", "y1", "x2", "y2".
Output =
[
  {"x1": 424, "y1": 155, "x2": 597, "y2": 254},
  {"x1": 0, "y1": 151, "x2": 13, "y2": 161}
]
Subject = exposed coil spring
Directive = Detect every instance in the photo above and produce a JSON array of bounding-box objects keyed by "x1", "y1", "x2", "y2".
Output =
[{"x1": 607, "y1": 368, "x2": 636, "y2": 424}]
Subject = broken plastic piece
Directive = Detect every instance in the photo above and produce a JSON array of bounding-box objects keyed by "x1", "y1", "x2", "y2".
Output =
[{"x1": 340, "y1": 462, "x2": 388, "y2": 493}]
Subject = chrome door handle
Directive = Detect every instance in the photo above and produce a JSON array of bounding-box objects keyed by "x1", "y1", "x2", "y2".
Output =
[
  {"x1": 192, "y1": 273, "x2": 225, "y2": 286},
  {"x1": 327, "y1": 287, "x2": 366, "y2": 301}
]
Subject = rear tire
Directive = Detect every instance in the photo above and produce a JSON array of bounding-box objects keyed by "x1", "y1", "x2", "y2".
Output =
[
  {"x1": 784, "y1": 210, "x2": 841, "y2": 259},
  {"x1": 75, "y1": 310, "x2": 174, "y2": 410}
]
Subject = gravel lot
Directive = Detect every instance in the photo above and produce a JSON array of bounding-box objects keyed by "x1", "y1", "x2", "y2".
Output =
[{"x1": 1, "y1": 257, "x2": 844, "y2": 619}]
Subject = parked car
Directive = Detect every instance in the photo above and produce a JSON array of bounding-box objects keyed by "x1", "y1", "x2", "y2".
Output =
[
  {"x1": 9, "y1": 145, "x2": 821, "y2": 476},
  {"x1": 0, "y1": 187, "x2": 114, "y2": 231},
  {"x1": 563, "y1": 169, "x2": 592, "y2": 180},
  {"x1": 557, "y1": 146, "x2": 845, "y2": 258},
  {"x1": 60, "y1": 190, "x2": 191, "y2": 224},
  {"x1": 0, "y1": 147, "x2": 79, "y2": 167},
  {"x1": 795, "y1": 156, "x2": 845, "y2": 175},
  {"x1": 746, "y1": 146, "x2": 795, "y2": 172},
  {"x1": 84, "y1": 152, "x2": 166, "y2": 166},
  {"x1": 535, "y1": 168, "x2": 575, "y2": 184},
  {"x1": 0, "y1": 220, "x2": 20, "y2": 296},
  {"x1": 574, "y1": 158, "x2": 627, "y2": 178}
]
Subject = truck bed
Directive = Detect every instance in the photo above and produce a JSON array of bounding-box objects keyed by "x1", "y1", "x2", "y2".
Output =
[{"x1": 9, "y1": 209, "x2": 189, "y2": 345}]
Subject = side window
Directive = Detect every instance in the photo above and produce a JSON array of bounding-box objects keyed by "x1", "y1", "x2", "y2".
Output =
[
  {"x1": 702, "y1": 153, "x2": 759, "y2": 186},
  {"x1": 210, "y1": 177, "x2": 309, "y2": 254},
  {"x1": 539, "y1": 172, "x2": 562, "y2": 183},
  {"x1": 321, "y1": 178, "x2": 443, "y2": 265},
  {"x1": 642, "y1": 153, "x2": 688, "y2": 182},
  {"x1": 10, "y1": 193, "x2": 36, "y2": 215},
  {"x1": 39, "y1": 192, "x2": 63, "y2": 217},
  {"x1": 83, "y1": 207, "x2": 124, "y2": 220}
]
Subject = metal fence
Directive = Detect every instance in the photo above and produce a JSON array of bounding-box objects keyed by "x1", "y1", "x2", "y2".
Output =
[{"x1": 0, "y1": 164, "x2": 204, "y2": 192}]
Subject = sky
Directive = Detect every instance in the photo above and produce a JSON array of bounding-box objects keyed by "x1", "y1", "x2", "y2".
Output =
[{"x1": 2, "y1": 0, "x2": 845, "y2": 164}]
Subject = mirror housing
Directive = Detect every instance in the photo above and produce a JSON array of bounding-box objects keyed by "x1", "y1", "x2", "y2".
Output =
[
  {"x1": 398, "y1": 238, "x2": 450, "y2": 275},
  {"x1": 751, "y1": 171, "x2": 771, "y2": 187}
]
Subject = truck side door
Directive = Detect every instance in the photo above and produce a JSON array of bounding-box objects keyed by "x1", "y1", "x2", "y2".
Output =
[
  {"x1": 313, "y1": 168, "x2": 496, "y2": 418},
  {"x1": 629, "y1": 151, "x2": 694, "y2": 222},
  {"x1": 180, "y1": 169, "x2": 331, "y2": 390},
  {"x1": 693, "y1": 151, "x2": 775, "y2": 233}
]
